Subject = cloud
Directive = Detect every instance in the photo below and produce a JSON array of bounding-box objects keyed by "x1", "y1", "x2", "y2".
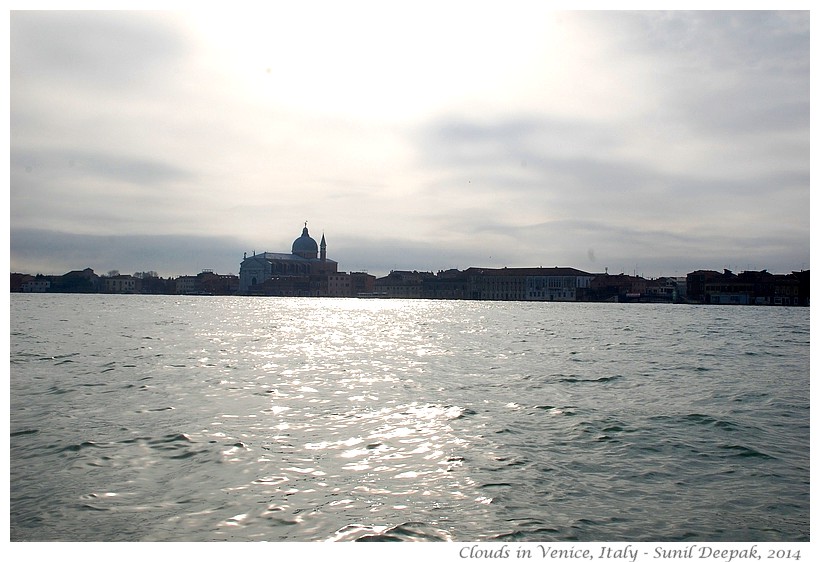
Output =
[
  {"x1": 415, "y1": 113, "x2": 808, "y2": 227},
  {"x1": 10, "y1": 228, "x2": 247, "y2": 277},
  {"x1": 11, "y1": 148, "x2": 192, "y2": 185},
  {"x1": 11, "y1": 11, "x2": 187, "y2": 96},
  {"x1": 10, "y1": 147, "x2": 199, "y2": 235},
  {"x1": 9, "y1": 10, "x2": 810, "y2": 280}
]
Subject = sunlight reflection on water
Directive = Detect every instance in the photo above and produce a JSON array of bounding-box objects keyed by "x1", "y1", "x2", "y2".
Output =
[{"x1": 10, "y1": 295, "x2": 810, "y2": 541}]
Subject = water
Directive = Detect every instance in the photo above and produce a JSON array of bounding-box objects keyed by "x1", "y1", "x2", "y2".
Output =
[{"x1": 9, "y1": 294, "x2": 809, "y2": 542}]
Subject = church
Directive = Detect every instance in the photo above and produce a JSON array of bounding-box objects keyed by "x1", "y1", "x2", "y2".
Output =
[{"x1": 239, "y1": 223, "x2": 339, "y2": 295}]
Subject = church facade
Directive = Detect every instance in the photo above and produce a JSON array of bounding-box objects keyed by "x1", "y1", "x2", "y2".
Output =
[{"x1": 239, "y1": 223, "x2": 339, "y2": 295}]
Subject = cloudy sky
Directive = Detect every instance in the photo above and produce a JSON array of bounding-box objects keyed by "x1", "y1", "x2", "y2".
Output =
[{"x1": 9, "y1": 6, "x2": 810, "y2": 279}]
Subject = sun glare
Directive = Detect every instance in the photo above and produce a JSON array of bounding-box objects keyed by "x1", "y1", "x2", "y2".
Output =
[{"x1": 184, "y1": 5, "x2": 564, "y2": 122}]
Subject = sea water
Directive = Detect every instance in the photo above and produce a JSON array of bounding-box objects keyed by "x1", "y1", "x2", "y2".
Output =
[{"x1": 9, "y1": 294, "x2": 809, "y2": 541}]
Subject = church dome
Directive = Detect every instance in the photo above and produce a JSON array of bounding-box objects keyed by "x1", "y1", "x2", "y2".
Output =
[{"x1": 292, "y1": 224, "x2": 318, "y2": 258}]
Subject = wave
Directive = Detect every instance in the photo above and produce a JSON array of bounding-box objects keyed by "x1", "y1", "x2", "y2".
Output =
[
  {"x1": 11, "y1": 429, "x2": 40, "y2": 438},
  {"x1": 718, "y1": 444, "x2": 777, "y2": 460},
  {"x1": 558, "y1": 375, "x2": 622, "y2": 384},
  {"x1": 331, "y1": 521, "x2": 453, "y2": 542}
]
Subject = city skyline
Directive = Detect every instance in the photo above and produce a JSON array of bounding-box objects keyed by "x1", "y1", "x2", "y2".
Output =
[
  {"x1": 10, "y1": 7, "x2": 810, "y2": 279},
  {"x1": 10, "y1": 250, "x2": 809, "y2": 282}
]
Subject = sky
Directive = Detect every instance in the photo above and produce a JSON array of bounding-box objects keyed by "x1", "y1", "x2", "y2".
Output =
[{"x1": 8, "y1": 5, "x2": 812, "y2": 279}]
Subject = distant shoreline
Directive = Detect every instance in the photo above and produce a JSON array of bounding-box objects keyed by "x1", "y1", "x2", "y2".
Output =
[{"x1": 10, "y1": 266, "x2": 809, "y2": 307}]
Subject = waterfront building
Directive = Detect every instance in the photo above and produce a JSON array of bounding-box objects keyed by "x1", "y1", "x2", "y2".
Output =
[
  {"x1": 644, "y1": 277, "x2": 685, "y2": 303},
  {"x1": 423, "y1": 269, "x2": 471, "y2": 300},
  {"x1": 239, "y1": 224, "x2": 338, "y2": 295},
  {"x1": 686, "y1": 270, "x2": 725, "y2": 303},
  {"x1": 10, "y1": 273, "x2": 34, "y2": 292},
  {"x1": 50, "y1": 268, "x2": 100, "y2": 293},
  {"x1": 687, "y1": 269, "x2": 807, "y2": 305},
  {"x1": 327, "y1": 273, "x2": 352, "y2": 297},
  {"x1": 373, "y1": 266, "x2": 594, "y2": 301},
  {"x1": 523, "y1": 268, "x2": 594, "y2": 301},
  {"x1": 374, "y1": 270, "x2": 436, "y2": 298},
  {"x1": 103, "y1": 275, "x2": 138, "y2": 294},
  {"x1": 350, "y1": 272, "x2": 376, "y2": 296},
  {"x1": 21, "y1": 278, "x2": 51, "y2": 293},
  {"x1": 467, "y1": 267, "x2": 593, "y2": 301},
  {"x1": 175, "y1": 275, "x2": 198, "y2": 295},
  {"x1": 197, "y1": 271, "x2": 240, "y2": 295}
]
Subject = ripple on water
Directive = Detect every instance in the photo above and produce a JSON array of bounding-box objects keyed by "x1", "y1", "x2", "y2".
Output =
[
  {"x1": 330, "y1": 521, "x2": 453, "y2": 542},
  {"x1": 9, "y1": 296, "x2": 809, "y2": 541}
]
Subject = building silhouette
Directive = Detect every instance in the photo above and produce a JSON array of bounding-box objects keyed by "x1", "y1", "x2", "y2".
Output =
[{"x1": 238, "y1": 223, "x2": 375, "y2": 297}]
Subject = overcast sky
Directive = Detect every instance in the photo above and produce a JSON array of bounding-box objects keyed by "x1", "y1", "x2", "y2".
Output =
[{"x1": 9, "y1": 6, "x2": 811, "y2": 279}]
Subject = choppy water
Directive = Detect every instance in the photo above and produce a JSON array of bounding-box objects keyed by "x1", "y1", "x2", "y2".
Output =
[{"x1": 9, "y1": 294, "x2": 810, "y2": 541}]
